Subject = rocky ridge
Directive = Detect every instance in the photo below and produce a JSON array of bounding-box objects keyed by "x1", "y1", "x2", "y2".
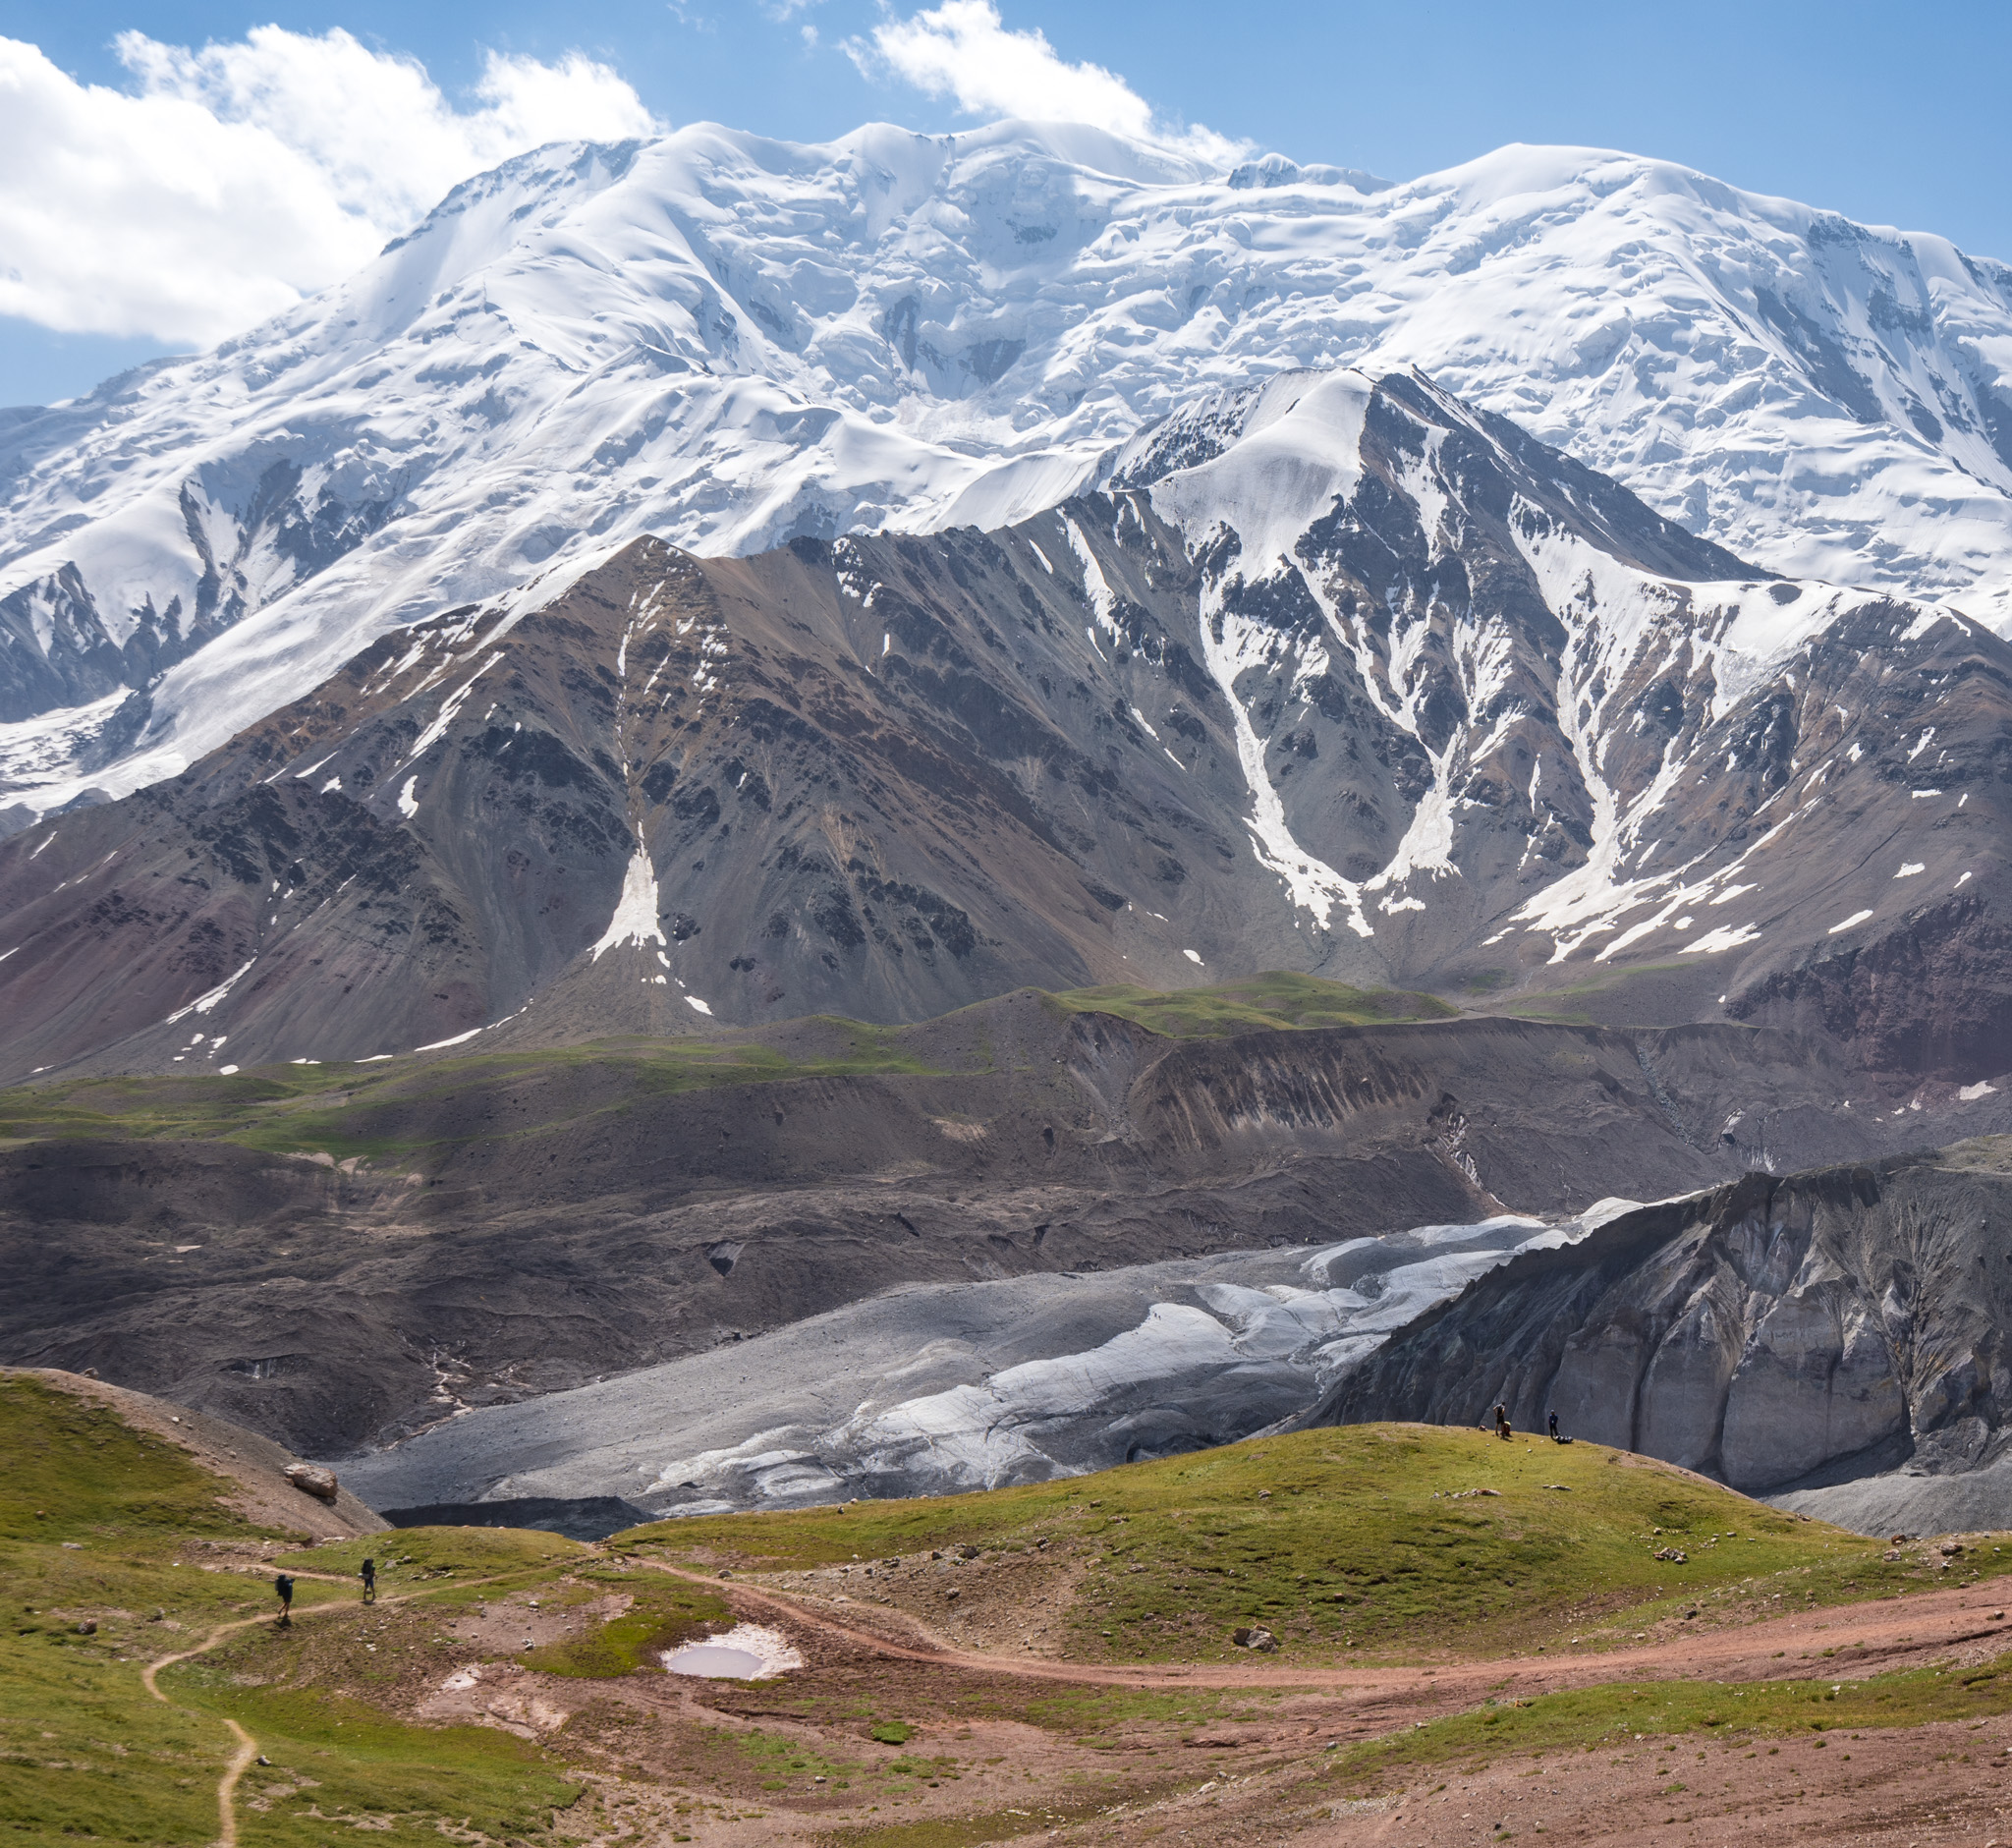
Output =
[
  {"x1": 0, "y1": 369, "x2": 2004, "y2": 1079},
  {"x1": 1305, "y1": 1136, "x2": 2012, "y2": 1532}
]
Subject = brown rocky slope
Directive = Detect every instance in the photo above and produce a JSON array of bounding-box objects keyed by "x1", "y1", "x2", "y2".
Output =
[
  {"x1": 0, "y1": 372, "x2": 2004, "y2": 1083},
  {"x1": 4, "y1": 987, "x2": 2008, "y2": 1459}
]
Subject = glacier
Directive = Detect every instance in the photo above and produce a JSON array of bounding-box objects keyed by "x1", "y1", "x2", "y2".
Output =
[
  {"x1": 3, "y1": 120, "x2": 2011, "y2": 821},
  {"x1": 335, "y1": 1204, "x2": 1627, "y2": 1516}
]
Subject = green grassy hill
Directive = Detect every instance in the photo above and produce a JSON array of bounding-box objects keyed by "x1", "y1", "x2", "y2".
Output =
[
  {"x1": 1050, "y1": 971, "x2": 1456, "y2": 1037},
  {"x1": 0, "y1": 1373, "x2": 581, "y2": 1847},
  {"x1": 9, "y1": 1372, "x2": 2012, "y2": 1847},
  {"x1": 625, "y1": 1422, "x2": 1999, "y2": 1663}
]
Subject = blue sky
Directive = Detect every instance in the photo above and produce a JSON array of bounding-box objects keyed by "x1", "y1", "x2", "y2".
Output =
[{"x1": 4, "y1": 0, "x2": 2009, "y2": 405}]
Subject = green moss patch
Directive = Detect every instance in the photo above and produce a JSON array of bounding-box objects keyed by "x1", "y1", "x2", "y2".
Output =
[{"x1": 523, "y1": 1571, "x2": 729, "y2": 1677}]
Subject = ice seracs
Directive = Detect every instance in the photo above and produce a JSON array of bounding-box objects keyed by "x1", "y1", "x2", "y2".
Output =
[{"x1": 4, "y1": 125, "x2": 2012, "y2": 818}]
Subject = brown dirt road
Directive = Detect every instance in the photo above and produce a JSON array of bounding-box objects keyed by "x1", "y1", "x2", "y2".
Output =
[
  {"x1": 645, "y1": 1557, "x2": 2012, "y2": 1706},
  {"x1": 627, "y1": 1559, "x2": 2012, "y2": 1846}
]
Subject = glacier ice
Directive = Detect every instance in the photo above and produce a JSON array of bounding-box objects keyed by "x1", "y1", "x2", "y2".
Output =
[{"x1": 4, "y1": 122, "x2": 2012, "y2": 816}]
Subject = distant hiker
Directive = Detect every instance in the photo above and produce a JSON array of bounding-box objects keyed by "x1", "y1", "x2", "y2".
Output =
[
  {"x1": 361, "y1": 1558, "x2": 376, "y2": 1603},
  {"x1": 1547, "y1": 1410, "x2": 1560, "y2": 1441},
  {"x1": 274, "y1": 1573, "x2": 295, "y2": 1627},
  {"x1": 1494, "y1": 1403, "x2": 1512, "y2": 1441}
]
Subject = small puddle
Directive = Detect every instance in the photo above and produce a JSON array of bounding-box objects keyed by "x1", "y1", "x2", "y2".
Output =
[
  {"x1": 660, "y1": 1622, "x2": 803, "y2": 1680},
  {"x1": 662, "y1": 1644, "x2": 767, "y2": 1679}
]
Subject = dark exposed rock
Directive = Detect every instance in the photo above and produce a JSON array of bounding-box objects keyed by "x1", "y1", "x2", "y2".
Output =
[
  {"x1": 1, "y1": 372, "x2": 2006, "y2": 1082},
  {"x1": 1302, "y1": 1138, "x2": 2012, "y2": 1527}
]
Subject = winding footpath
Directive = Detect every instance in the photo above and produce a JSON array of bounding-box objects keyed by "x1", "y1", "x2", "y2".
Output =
[
  {"x1": 140, "y1": 1568, "x2": 517, "y2": 1847},
  {"x1": 639, "y1": 1557, "x2": 2012, "y2": 1712},
  {"x1": 138, "y1": 1549, "x2": 2012, "y2": 1846}
]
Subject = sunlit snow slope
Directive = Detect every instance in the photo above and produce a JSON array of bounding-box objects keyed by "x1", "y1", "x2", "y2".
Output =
[{"x1": 4, "y1": 123, "x2": 2012, "y2": 818}]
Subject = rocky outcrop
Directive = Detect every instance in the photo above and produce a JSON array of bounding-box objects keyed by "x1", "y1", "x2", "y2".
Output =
[
  {"x1": 1305, "y1": 1143, "x2": 2012, "y2": 1506},
  {"x1": 283, "y1": 1461, "x2": 340, "y2": 1501},
  {"x1": 2, "y1": 373, "x2": 2006, "y2": 1084}
]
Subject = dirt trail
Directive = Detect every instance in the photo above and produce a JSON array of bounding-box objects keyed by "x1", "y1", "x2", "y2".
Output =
[
  {"x1": 642, "y1": 1559, "x2": 2012, "y2": 1708},
  {"x1": 213, "y1": 1719, "x2": 255, "y2": 1848},
  {"x1": 140, "y1": 1569, "x2": 519, "y2": 1844}
]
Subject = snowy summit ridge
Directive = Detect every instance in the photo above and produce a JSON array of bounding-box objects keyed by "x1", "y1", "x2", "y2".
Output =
[{"x1": 3, "y1": 122, "x2": 2012, "y2": 820}]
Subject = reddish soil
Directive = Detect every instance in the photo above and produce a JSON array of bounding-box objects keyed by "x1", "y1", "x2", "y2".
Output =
[
  {"x1": 1100, "y1": 1714, "x2": 2012, "y2": 1848},
  {"x1": 600, "y1": 1562, "x2": 2012, "y2": 1845},
  {"x1": 182, "y1": 1542, "x2": 2012, "y2": 1846}
]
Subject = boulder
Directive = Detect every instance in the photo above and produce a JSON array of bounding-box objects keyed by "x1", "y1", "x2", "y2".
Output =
[
  {"x1": 283, "y1": 1462, "x2": 339, "y2": 1502},
  {"x1": 1232, "y1": 1626, "x2": 1277, "y2": 1652}
]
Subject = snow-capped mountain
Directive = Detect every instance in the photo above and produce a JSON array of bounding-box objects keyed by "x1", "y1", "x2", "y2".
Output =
[
  {"x1": 4, "y1": 123, "x2": 2012, "y2": 824},
  {"x1": 2, "y1": 367, "x2": 2002, "y2": 1081}
]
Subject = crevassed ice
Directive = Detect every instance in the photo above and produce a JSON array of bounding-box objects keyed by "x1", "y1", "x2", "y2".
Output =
[{"x1": 9, "y1": 128, "x2": 2011, "y2": 813}]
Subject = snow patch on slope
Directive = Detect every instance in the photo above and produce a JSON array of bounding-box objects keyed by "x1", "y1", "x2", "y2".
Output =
[
  {"x1": 589, "y1": 847, "x2": 666, "y2": 960},
  {"x1": 1496, "y1": 515, "x2": 1923, "y2": 960}
]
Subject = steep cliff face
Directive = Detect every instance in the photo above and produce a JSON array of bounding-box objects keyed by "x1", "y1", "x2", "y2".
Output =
[{"x1": 1307, "y1": 1143, "x2": 2012, "y2": 1508}]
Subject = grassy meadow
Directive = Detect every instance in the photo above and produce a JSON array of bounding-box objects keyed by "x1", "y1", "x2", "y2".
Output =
[
  {"x1": 627, "y1": 1422, "x2": 2009, "y2": 1663},
  {"x1": 8, "y1": 1372, "x2": 2012, "y2": 1845}
]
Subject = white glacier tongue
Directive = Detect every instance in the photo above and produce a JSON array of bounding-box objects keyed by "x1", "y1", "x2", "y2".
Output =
[
  {"x1": 337, "y1": 1207, "x2": 1604, "y2": 1514},
  {"x1": 5, "y1": 123, "x2": 2012, "y2": 812}
]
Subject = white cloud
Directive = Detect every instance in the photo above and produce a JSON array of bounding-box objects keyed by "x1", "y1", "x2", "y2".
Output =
[
  {"x1": 0, "y1": 28, "x2": 660, "y2": 348},
  {"x1": 855, "y1": 1, "x2": 1243, "y2": 164}
]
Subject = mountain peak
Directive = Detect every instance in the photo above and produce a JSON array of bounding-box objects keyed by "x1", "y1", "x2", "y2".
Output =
[
  {"x1": 2, "y1": 366, "x2": 1999, "y2": 1084},
  {"x1": 3, "y1": 126, "x2": 2011, "y2": 825}
]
